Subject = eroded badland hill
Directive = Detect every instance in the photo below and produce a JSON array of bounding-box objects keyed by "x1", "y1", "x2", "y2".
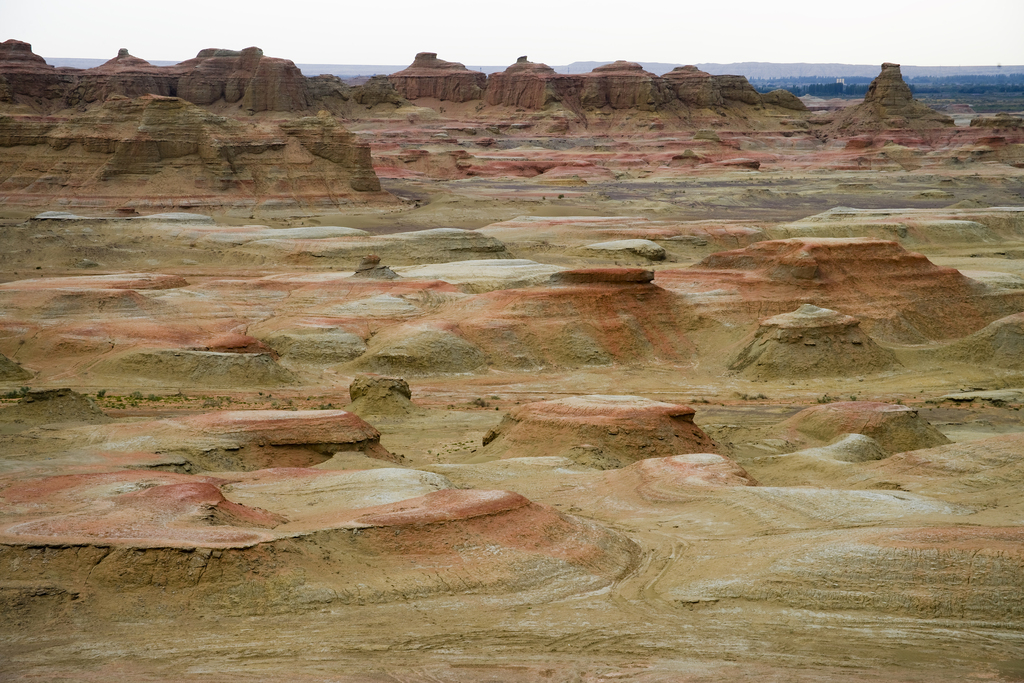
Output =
[{"x1": 2, "y1": 40, "x2": 1024, "y2": 682}]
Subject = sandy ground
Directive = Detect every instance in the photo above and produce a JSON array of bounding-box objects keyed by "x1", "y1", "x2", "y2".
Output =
[{"x1": 2, "y1": 164, "x2": 1024, "y2": 681}]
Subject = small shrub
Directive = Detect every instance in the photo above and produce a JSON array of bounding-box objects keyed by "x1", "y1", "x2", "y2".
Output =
[
  {"x1": 130, "y1": 391, "x2": 143, "y2": 400},
  {"x1": 96, "y1": 389, "x2": 107, "y2": 398},
  {"x1": 558, "y1": 194, "x2": 565, "y2": 199}
]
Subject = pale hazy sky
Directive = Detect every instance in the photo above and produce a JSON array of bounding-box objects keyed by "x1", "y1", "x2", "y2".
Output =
[{"x1": 3, "y1": 0, "x2": 1023, "y2": 67}]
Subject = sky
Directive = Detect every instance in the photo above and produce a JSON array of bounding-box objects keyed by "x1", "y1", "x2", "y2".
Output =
[{"x1": 3, "y1": 0, "x2": 1023, "y2": 68}]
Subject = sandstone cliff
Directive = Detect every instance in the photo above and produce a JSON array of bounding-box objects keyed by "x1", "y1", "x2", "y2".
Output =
[
  {"x1": 0, "y1": 39, "x2": 66, "y2": 104},
  {"x1": 580, "y1": 61, "x2": 668, "y2": 111},
  {"x1": 0, "y1": 41, "x2": 311, "y2": 113},
  {"x1": 388, "y1": 52, "x2": 487, "y2": 102},
  {"x1": 0, "y1": 95, "x2": 386, "y2": 211},
  {"x1": 484, "y1": 56, "x2": 582, "y2": 111}
]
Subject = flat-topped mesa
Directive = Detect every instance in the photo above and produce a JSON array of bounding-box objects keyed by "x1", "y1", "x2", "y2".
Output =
[
  {"x1": 73, "y1": 48, "x2": 177, "y2": 102},
  {"x1": 388, "y1": 52, "x2": 487, "y2": 102},
  {"x1": 729, "y1": 304, "x2": 902, "y2": 379},
  {"x1": 581, "y1": 61, "x2": 667, "y2": 111},
  {"x1": 0, "y1": 39, "x2": 64, "y2": 102},
  {"x1": 484, "y1": 56, "x2": 583, "y2": 110},
  {"x1": 481, "y1": 395, "x2": 720, "y2": 468},
  {"x1": 175, "y1": 46, "x2": 310, "y2": 112},
  {"x1": 661, "y1": 65, "x2": 725, "y2": 107},
  {"x1": 827, "y1": 62, "x2": 953, "y2": 133}
]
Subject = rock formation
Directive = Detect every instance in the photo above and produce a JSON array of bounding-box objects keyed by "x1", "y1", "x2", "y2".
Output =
[
  {"x1": 0, "y1": 352, "x2": 32, "y2": 382},
  {"x1": 70, "y1": 48, "x2": 177, "y2": 104},
  {"x1": 0, "y1": 39, "x2": 65, "y2": 104},
  {"x1": 609, "y1": 453, "x2": 757, "y2": 499},
  {"x1": 661, "y1": 66, "x2": 725, "y2": 107},
  {"x1": 938, "y1": 312, "x2": 1024, "y2": 368},
  {"x1": 761, "y1": 88, "x2": 807, "y2": 111},
  {"x1": 175, "y1": 47, "x2": 310, "y2": 112},
  {"x1": 0, "y1": 41, "x2": 311, "y2": 113},
  {"x1": 388, "y1": 52, "x2": 487, "y2": 102},
  {"x1": 352, "y1": 254, "x2": 399, "y2": 279},
  {"x1": 484, "y1": 56, "x2": 582, "y2": 111},
  {"x1": 826, "y1": 63, "x2": 954, "y2": 133},
  {"x1": 729, "y1": 304, "x2": 901, "y2": 379},
  {"x1": 581, "y1": 61, "x2": 667, "y2": 111},
  {"x1": 777, "y1": 401, "x2": 951, "y2": 454},
  {"x1": 0, "y1": 388, "x2": 110, "y2": 426},
  {"x1": 481, "y1": 395, "x2": 719, "y2": 467},
  {"x1": 0, "y1": 96, "x2": 384, "y2": 209},
  {"x1": 669, "y1": 237, "x2": 1010, "y2": 342},
  {"x1": 347, "y1": 374, "x2": 418, "y2": 416},
  {"x1": 100, "y1": 349, "x2": 298, "y2": 388}
]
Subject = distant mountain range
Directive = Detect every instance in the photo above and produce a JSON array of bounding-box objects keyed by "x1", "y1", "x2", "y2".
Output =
[{"x1": 44, "y1": 57, "x2": 1024, "y2": 80}]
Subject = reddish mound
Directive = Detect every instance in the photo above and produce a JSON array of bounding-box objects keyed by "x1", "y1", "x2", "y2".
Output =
[
  {"x1": 0, "y1": 471, "x2": 281, "y2": 548},
  {"x1": 660, "y1": 238, "x2": 1014, "y2": 342},
  {"x1": 610, "y1": 453, "x2": 757, "y2": 501},
  {"x1": 453, "y1": 274, "x2": 696, "y2": 369},
  {"x1": 178, "y1": 409, "x2": 396, "y2": 463},
  {"x1": 0, "y1": 471, "x2": 639, "y2": 608},
  {"x1": 777, "y1": 401, "x2": 950, "y2": 454},
  {"x1": 481, "y1": 395, "x2": 719, "y2": 467}
]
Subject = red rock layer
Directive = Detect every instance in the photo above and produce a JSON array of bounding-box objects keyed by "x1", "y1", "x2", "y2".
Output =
[{"x1": 481, "y1": 395, "x2": 719, "y2": 464}]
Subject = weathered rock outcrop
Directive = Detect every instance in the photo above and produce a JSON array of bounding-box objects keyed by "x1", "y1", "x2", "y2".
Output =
[
  {"x1": 713, "y1": 74, "x2": 763, "y2": 105},
  {"x1": 761, "y1": 88, "x2": 807, "y2": 111},
  {"x1": 175, "y1": 47, "x2": 310, "y2": 112},
  {"x1": 484, "y1": 56, "x2": 582, "y2": 110},
  {"x1": 827, "y1": 63, "x2": 954, "y2": 133},
  {"x1": 729, "y1": 304, "x2": 901, "y2": 379},
  {"x1": 0, "y1": 41, "x2": 311, "y2": 113},
  {"x1": 581, "y1": 61, "x2": 667, "y2": 111},
  {"x1": 388, "y1": 52, "x2": 486, "y2": 102},
  {"x1": 0, "y1": 96, "x2": 385, "y2": 209},
  {"x1": 70, "y1": 48, "x2": 177, "y2": 104},
  {"x1": 0, "y1": 39, "x2": 65, "y2": 103},
  {"x1": 661, "y1": 65, "x2": 724, "y2": 108},
  {"x1": 666, "y1": 237, "x2": 1014, "y2": 342},
  {"x1": 481, "y1": 395, "x2": 719, "y2": 468}
]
